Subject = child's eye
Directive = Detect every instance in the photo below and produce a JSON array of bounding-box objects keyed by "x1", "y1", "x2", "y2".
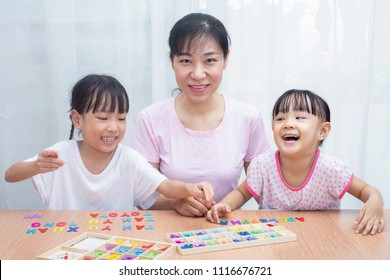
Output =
[
  {"x1": 274, "y1": 114, "x2": 285, "y2": 121},
  {"x1": 97, "y1": 117, "x2": 108, "y2": 120},
  {"x1": 117, "y1": 113, "x2": 127, "y2": 121}
]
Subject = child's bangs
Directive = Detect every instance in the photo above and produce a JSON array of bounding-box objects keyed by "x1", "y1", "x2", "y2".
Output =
[
  {"x1": 87, "y1": 87, "x2": 129, "y2": 114},
  {"x1": 272, "y1": 90, "x2": 329, "y2": 122},
  {"x1": 274, "y1": 92, "x2": 315, "y2": 116}
]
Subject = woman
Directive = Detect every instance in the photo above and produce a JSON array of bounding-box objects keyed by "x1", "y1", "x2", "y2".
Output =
[{"x1": 131, "y1": 13, "x2": 270, "y2": 216}]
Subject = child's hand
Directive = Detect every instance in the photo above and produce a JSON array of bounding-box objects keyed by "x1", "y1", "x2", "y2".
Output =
[
  {"x1": 36, "y1": 150, "x2": 65, "y2": 174},
  {"x1": 206, "y1": 203, "x2": 231, "y2": 224},
  {"x1": 354, "y1": 198, "x2": 385, "y2": 235},
  {"x1": 188, "y1": 182, "x2": 215, "y2": 204}
]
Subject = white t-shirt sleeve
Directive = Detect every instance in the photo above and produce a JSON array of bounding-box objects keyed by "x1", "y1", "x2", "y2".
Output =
[
  {"x1": 31, "y1": 169, "x2": 53, "y2": 204},
  {"x1": 26, "y1": 145, "x2": 58, "y2": 204},
  {"x1": 130, "y1": 150, "x2": 167, "y2": 209}
]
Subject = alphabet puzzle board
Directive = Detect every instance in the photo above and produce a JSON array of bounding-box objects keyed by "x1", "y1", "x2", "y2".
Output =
[
  {"x1": 166, "y1": 222, "x2": 297, "y2": 255},
  {"x1": 38, "y1": 232, "x2": 176, "y2": 260}
]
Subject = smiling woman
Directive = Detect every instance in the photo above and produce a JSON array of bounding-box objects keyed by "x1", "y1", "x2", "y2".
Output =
[
  {"x1": 131, "y1": 13, "x2": 271, "y2": 217},
  {"x1": 172, "y1": 37, "x2": 226, "y2": 131}
]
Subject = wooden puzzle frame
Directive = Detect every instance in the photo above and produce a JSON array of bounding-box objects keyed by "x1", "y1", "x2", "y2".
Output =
[
  {"x1": 39, "y1": 232, "x2": 176, "y2": 260},
  {"x1": 166, "y1": 222, "x2": 297, "y2": 255}
]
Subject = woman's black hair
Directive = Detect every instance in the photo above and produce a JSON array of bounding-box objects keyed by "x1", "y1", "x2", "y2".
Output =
[
  {"x1": 68, "y1": 74, "x2": 129, "y2": 139},
  {"x1": 168, "y1": 13, "x2": 231, "y2": 61}
]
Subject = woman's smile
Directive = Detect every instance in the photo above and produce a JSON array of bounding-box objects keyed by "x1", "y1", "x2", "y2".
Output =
[{"x1": 189, "y1": 84, "x2": 209, "y2": 94}]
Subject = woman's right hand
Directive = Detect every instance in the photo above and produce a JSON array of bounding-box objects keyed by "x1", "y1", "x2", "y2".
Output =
[{"x1": 171, "y1": 197, "x2": 213, "y2": 217}]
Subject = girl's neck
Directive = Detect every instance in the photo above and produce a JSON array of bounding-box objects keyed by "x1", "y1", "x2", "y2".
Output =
[
  {"x1": 278, "y1": 150, "x2": 318, "y2": 188},
  {"x1": 77, "y1": 141, "x2": 116, "y2": 175}
]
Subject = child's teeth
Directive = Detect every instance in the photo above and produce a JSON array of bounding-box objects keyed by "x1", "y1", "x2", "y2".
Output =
[{"x1": 103, "y1": 137, "x2": 115, "y2": 142}]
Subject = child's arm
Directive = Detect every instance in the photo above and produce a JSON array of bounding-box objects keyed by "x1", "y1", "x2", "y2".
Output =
[
  {"x1": 156, "y1": 180, "x2": 214, "y2": 204},
  {"x1": 347, "y1": 176, "x2": 385, "y2": 235},
  {"x1": 5, "y1": 150, "x2": 64, "y2": 182},
  {"x1": 206, "y1": 181, "x2": 253, "y2": 224},
  {"x1": 147, "y1": 161, "x2": 213, "y2": 217}
]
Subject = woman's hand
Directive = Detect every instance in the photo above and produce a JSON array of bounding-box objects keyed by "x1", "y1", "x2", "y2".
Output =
[{"x1": 171, "y1": 197, "x2": 214, "y2": 217}]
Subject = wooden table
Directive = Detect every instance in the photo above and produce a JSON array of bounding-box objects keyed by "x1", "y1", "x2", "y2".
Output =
[{"x1": 0, "y1": 209, "x2": 389, "y2": 260}]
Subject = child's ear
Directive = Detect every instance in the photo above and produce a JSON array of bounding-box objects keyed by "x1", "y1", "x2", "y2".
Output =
[
  {"x1": 71, "y1": 110, "x2": 82, "y2": 129},
  {"x1": 319, "y1": 122, "x2": 331, "y2": 141}
]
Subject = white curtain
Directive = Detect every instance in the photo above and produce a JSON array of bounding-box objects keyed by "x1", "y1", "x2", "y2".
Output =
[{"x1": 1, "y1": 0, "x2": 389, "y2": 209}]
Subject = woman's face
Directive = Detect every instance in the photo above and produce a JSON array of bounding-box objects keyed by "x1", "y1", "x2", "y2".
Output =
[{"x1": 171, "y1": 37, "x2": 228, "y2": 103}]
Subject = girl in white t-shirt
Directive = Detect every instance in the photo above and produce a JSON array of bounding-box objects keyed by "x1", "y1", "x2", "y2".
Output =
[
  {"x1": 5, "y1": 74, "x2": 214, "y2": 210},
  {"x1": 131, "y1": 13, "x2": 270, "y2": 217},
  {"x1": 206, "y1": 89, "x2": 385, "y2": 236}
]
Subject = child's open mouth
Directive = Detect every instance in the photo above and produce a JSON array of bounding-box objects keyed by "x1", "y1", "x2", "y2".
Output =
[{"x1": 283, "y1": 134, "x2": 299, "y2": 142}]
